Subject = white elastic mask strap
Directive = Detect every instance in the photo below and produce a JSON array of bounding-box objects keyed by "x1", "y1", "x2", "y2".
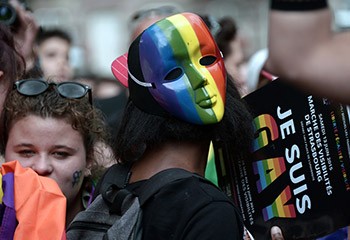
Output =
[{"x1": 128, "y1": 70, "x2": 153, "y2": 88}]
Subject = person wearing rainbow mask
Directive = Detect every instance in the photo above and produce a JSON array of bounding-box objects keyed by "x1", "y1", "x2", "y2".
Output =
[{"x1": 109, "y1": 12, "x2": 254, "y2": 239}]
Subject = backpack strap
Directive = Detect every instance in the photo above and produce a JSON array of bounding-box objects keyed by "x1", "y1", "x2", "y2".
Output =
[
  {"x1": 94, "y1": 164, "x2": 132, "y2": 214},
  {"x1": 94, "y1": 163, "x2": 132, "y2": 199}
]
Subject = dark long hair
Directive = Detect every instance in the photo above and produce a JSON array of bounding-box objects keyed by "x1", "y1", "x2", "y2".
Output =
[
  {"x1": 200, "y1": 15, "x2": 238, "y2": 58},
  {"x1": 0, "y1": 23, "x2": 25, "y2": 92},
  {"x1": 114, "y1": 75, "x2": 254, "y2": 165}
]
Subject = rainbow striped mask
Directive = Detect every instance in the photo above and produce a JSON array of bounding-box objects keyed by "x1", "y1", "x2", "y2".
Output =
[{"x1": 117, "y1": 12, "x2": 227, "y2": 125}]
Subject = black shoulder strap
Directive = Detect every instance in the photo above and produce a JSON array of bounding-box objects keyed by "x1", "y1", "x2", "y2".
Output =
[
  {"x1": 94, "y1": 163, "x2": 132, "y2": 200},
  {"x1": 137, "y1": 168, "x2": 212, "y2": 206}
]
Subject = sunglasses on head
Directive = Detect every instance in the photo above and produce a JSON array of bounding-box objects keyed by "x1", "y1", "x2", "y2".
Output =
[{"x1": 13, "y1": 79, "x2": 92, "y2": 105}]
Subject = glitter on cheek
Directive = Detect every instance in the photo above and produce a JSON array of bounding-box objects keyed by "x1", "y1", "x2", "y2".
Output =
[{"x1": 72, "y1": 170, "x2": 82, "y2": 187}]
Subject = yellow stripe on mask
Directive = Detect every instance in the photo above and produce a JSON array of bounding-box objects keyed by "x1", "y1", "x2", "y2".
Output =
[{"x1": 166, "y1": 14, "x2": 224, "y2": 118}]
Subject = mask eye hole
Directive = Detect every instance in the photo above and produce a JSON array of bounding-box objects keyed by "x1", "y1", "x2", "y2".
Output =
[
  {"x1": 164, "y1": 67, "x2": 183, "y2": 81},
  {"x1": 199, "y1": 55, "x2": 217, "y2": 66}
]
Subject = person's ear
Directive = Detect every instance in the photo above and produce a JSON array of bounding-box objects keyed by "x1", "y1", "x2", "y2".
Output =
[{"x1": 0, "y1": 71, "x2": 4, "y2": 79}]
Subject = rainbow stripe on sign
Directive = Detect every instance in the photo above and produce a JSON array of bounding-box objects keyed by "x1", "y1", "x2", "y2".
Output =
[
  {"x1": 253, "y1": 157, "x2": 286, "y2": 193},
  {"x1": 252, "y1": 112, "x2": 298, "y2": 221},
  {"x1": 262, "y1": 186, "x2": 296, "y2": 221},
  {"x1": 252, "y1": 114, "x2": 279, "y2": 152}
]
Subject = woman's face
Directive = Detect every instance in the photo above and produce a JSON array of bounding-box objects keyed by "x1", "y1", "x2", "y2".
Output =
[
  {"x1": 37, "y1": 37, "x2": 73, "y2": 82},
  {"x1": 5, "y1": 115, "x2": 88, "y2": 209},
  {"x1": 139, "y1": 13, "x2": 226, "y2": 125},
  {"x1": 223, "y1": 37, "x2": 248, "y2": 96}
]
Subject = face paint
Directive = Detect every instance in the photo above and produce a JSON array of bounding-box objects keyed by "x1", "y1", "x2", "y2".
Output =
[
  {"x1": 138, "y1": 13, "x2": 226, "y2": 125},
  {"x1": 72, "y1": 170, "x2": 82, "y2": 187}
]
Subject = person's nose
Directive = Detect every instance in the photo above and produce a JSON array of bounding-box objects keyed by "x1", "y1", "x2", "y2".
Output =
[
  {"x1": 30, "y1": 154, "x2": 53, "y2": 176},
  {"x1": 57, "y1": 57, "x2": 68, "y2": 66},
  {"x1": 55, "y1": 53, "x2": 69, "y2": 65},
  {"x1": 190, "y1": 65, "x2": 208, "y2": 89}
]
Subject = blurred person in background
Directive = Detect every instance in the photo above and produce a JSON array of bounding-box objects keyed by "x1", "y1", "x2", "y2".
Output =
[
  {"x1": 0, "y1": 0, "x2": 73, "y2": 82},
  {"x1": 1, "y1": 0, "x2": 39, "y2": 74},
  {"x1": 35, "y1": 28, "x2": 74, "y2": 82},
  {"x1": 0, "y1": 23, "x2": 25, "y2": 112},
  {"x1": 265, "y1": 0, "x2": 350, "y2": 104},
  {"x1": 129, "y1": 4, "x2": 180, "y2": 42},
  {"x1": 202, "y1": 15, "x2": 249, "y2": 96}
]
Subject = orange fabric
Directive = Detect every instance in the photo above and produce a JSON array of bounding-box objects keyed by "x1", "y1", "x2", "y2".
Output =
[{"x1": 1, "y1": 161, "x2": 67, "y2": 240}]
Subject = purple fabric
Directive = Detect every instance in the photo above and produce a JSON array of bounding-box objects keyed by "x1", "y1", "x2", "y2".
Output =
[
  {"x1": 317, "y1": 227, "x2": 348, "y2": 240},
  {"x1": 0, "y1": 173, "x2": 17, "y2": 240},
  {"x1": 2, "y1": 173, "x2": 15, "y2": 208}
]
